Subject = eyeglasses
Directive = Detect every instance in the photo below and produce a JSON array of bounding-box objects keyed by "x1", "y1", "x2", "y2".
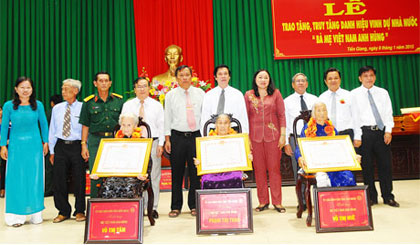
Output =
[{"x1": 135, "y1": 85, "x2": 148, "y2": 89}]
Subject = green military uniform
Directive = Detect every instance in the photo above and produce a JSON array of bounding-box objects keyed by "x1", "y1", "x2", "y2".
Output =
[{"x1": 79, "y1": 92, "x2": 124, "y2": 197}]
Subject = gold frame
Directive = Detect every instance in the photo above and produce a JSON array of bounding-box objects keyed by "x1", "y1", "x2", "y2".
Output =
[
  {"x1": 297, "y1": 135, "x2": 361, "y2": 173},
  {"x1": 196, "y1": 133, "x2": 253, "y2": 176},
  {"x1": 91, "y1": 138, "x2": 153, "y2": 177}
]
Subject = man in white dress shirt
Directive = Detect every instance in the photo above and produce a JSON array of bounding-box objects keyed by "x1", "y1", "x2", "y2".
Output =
[
  {"x1": 164, "y1": 65, "x2": 205, "y2": 217},
  {"x1": 200, "y1": 64, "x2": 248, "y2": 134},
  {"x1": 284, "y1": 73, "x2": 318, "y2": 182},
  {"x1": 351, "y1": 66, "x2": 399, "y2": 207},
  {"x1": 49, "y1": 79, "x2": 86, "y2": 223},
  {"x1": 319, "y1": 68, "x2": 356, "y2": 140},
  {"x1": 121, "y1": 77, "x2": 165, "y2": 218}
]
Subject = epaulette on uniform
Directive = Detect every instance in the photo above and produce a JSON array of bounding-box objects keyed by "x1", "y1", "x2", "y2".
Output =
[
  {"x1": 111, "y1": 93, "x2": 123, "y2": 99},
  {"x1": 83, "y1": 94, "x2": 95, "y2": 102}
]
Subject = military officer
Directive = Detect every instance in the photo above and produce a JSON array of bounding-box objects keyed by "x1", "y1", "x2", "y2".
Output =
[{"x1": 79, "y1": 71, "x2": 124, "y2": 198}]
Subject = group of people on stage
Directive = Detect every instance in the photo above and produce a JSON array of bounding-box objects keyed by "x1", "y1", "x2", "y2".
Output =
[{"x1": 0, "y1": 64, "x2": 399, "y2": 228}]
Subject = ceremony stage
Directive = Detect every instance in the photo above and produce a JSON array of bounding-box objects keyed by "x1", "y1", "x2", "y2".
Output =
[{"x1": 0, "y1": 179, "x2": 419, "y2": 244}]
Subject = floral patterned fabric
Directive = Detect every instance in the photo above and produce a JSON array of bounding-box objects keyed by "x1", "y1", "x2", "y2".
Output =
[{"x1": 99, "y1": 128, "x2": 151, "y2": 198}]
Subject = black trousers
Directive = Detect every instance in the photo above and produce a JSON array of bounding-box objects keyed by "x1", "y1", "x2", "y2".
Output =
[
  {"x1": 53, "y1": 139, "x2": 86, "y2": 216},
  {"x1": 0, "y1": 157, "x2": 5, "y2": 190},
  {"x1": 338, "y1": 128, "x2": 354, "y2": 141},
  {"x1": 44, "y1": 153, "x2": 54, "y2": 196},
  {"x1": 360, "y1": 128, "x2": 394, "y2": 202},
  {"x1": 170, "y1": 130, "x2": 201, "y2": 210}
]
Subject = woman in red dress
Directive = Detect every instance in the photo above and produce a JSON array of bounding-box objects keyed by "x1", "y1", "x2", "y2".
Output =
[{"x1": 245, "y1": 69, "x2": 286, "y2": 213}]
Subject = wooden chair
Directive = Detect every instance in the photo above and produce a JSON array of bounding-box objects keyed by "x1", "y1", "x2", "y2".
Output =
[
  {"x1": 107, "y1": 117, "x2": 155, "y2": 226},
  {"x1": 202, "y1": 114, "x2": 242, "y2": 136},
  {"x1": 292, "y1": 110, "x2": 316, "y2": 227}
]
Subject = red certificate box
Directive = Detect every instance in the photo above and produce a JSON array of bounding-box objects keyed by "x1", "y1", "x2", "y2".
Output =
[
  {"x1": 159, "y1": 169, "x2": 172, "y2": 191},
  {"x1": 84, "y1": 198, "x2": 144, "y2": 244},
  {"x1": 160, "y1": 168, "x2": 186, "y2": 191},
  {"x1": 196, "y1": 188, "x2": 253, "y2": 234},
  {"x1": 85, "y1": 172, "x2": 91, "y2": 195},
  {"x1": 314, "y1": 186, "x2": 374, "y2": 233}
]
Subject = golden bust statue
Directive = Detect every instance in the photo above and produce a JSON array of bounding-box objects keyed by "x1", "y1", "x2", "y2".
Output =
[{"x1": 152, "y1": 44, "x2": 183, "y2": 84}]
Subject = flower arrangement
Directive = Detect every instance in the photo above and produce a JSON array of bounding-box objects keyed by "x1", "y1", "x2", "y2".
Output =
[
  {"x1": 115, "y1": 127, "x2": 142, "y2": 139},
  {"x1": 149, "y1": 79, "x2": 178, "y2": 105},
  {"x1": 125, "y1": 67, "x2": 212, "y2": 106},
  {"x1": 150, "y1": 67, "x2": 212, "y2": 106},
  {"x1": 208, "y1": 128, "x2": 237, "y2": 136},
  {"x1": 304, "y1": 117, "x2": 335, "y2": 137}
]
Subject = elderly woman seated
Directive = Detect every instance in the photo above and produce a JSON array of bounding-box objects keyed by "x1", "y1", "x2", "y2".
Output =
[
  {"x1": 194, "y1": 114, "x2": 252, "y2": 189},
  {"x1": 90, "y1": 112, "x2": 148, "y2": 198},
  {"x1": 295, "y1": 102, "x2": 359, "y2": 187}
]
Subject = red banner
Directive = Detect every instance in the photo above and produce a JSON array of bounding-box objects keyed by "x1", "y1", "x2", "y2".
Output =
[
  {"x1": 317, "y1": 189, "x2": 369, "y2": 228},
  {"x1": 88, "y1": 201, "x2": 140, "y2": 241},
  {"x1": 133, "y1": 0, "x2": 215, "y2": 84},
  {"x1": 271, "y1": 0, "x2": 420, "y2": 59}
]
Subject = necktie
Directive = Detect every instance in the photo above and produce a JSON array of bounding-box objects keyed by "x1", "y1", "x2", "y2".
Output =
[
  {"x1": 216, "y1": 89, "x2": 225, "y2": 115},
  {"x1": 330, "y1": 92, "x2": 337, "y2": 126},
  {"x1": 139, "y1": 100, "x2": 145, "y2": 120},
  {"x1": 62, "y1": 104, "x2": 71, "y2": 138},
  {"x1": 185, "y1": 91, "x2": 196, "y2": 130},
  {"x1": 300, "y1": 95, "x2": 308, "y2": 111},
  {"x1": 367, "y1": 90, "x2": 385, "y2": 130}
]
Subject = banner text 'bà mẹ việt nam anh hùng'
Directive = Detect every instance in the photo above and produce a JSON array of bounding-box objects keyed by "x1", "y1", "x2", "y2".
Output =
[{"x1": 271, "y1": 0, "x2": 420, "y2": 59}]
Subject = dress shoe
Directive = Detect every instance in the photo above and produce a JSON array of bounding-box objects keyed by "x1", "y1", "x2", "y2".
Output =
[
  {"x1": 384, "y1": 199, "x2": 400, "y2": 207},
  {"x1": 369, "y1": 199, "x2": 378, "y2": 206},
  {"x1": 255, "y1": 204, "x2": 269, "y2": 212},
  {"x1": 152, "y1": 210, "x2": 159, "y2": 219},
  {"x1": 53, "y1": 215, "x2": 69, "y2": 223},
  {"x1": 75, "y1": 213, "x2": 86, "y2": 222}
]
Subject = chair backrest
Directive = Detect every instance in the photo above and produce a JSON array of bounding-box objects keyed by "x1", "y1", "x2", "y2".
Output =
[
  {"x1": 113, "y1": 116, "x2": 152, "y2": 138},
  {"x1": 292, "y1": 110, "x2": 312, "y2": 146},
  {"x1": 202, "y1": 114, "x2": 242, "y2": 136}
]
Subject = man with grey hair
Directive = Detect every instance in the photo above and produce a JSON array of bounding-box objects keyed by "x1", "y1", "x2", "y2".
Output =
[
  {"x1": 49, "y1": 78, "x2": 86, "y2": 223},
  {"x1": 283, "y1": 73, "x2": 318, "y2": 208}
]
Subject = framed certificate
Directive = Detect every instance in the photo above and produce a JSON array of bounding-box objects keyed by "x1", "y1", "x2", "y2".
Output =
[
  {"x1": 314, "y1": 186, "x2": 374, "y2": 233},
  {"x1": 91, "y1": 138, "x2": 153, "y2": 177},
  {"x1": 196, "y1": 133, "x2": 253, "y2": 176},
  {"x1": 84, "y1": 198, "x2": 144, "y2": 244},
  {"x1": 297, "y1": 135, "x2": 361, "y2": 173},
  {"x1": 196, "y1": 188, "x2": 253, "y2": 234}
]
